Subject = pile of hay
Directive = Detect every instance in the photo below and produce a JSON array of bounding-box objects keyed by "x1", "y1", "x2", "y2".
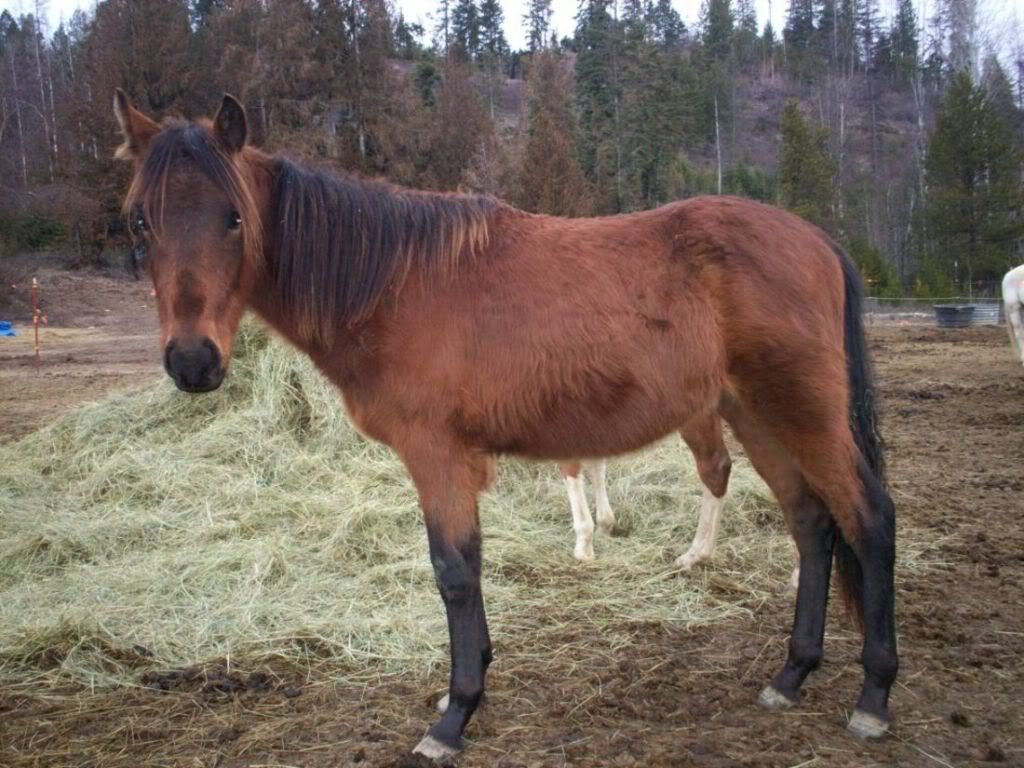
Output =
[{"x1": 0, "y1": 321, "x2": 795, "y2": 688}]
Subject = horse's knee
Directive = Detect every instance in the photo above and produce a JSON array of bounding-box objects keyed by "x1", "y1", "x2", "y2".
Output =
[
  {"x1": 433, "y1": 557, "x2": 476, "y2": 604},
  {"x1": 428, "y1": 532, "x2": 481, "y2": 604}
]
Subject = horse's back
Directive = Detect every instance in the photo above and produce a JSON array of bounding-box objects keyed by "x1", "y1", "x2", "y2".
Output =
[{"x1": 365, "y1": 196, "x2": 849, "y2": 461}]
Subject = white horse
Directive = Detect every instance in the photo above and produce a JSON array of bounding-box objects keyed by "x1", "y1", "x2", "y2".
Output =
[{"x1": 1003, "y1": 265, "x2": 1024, "y2": 366}]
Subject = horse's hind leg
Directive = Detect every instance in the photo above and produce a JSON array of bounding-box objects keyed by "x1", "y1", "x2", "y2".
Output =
[
  {"x1": 1008, "y1": 297, "x2": 1024, "y2": 365},
  {"x1": 846, "y1": 463, "x2": 898, "y2": 738},
  {"x1": 723, "y1": 393, "x2": 898, "y2": 736},
  {"x1": 718, "y1": 401, "x2": 834, "y2": 707},
  {"x1": 675, "y1": 414, "x2": 731, "y2": 570},
  {"x1": 561, "y1": 462, "x2": 596, "y2": 561},
  {"x1": 584, "y1": 460, "x2": 615, "y2": 534}
]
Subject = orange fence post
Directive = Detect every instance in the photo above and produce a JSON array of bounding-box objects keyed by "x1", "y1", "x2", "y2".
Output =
[{"x1": 32, "y1": 277, "x2": 41, "y2": 374}]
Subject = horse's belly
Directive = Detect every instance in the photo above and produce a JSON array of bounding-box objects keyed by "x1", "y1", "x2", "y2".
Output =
[{"x1": 468, "y1": 369, "x2": 715, "y2": 461}]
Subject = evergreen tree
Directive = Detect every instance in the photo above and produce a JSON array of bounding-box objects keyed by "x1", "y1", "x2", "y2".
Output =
[
  {"x1": 451, "y1": 0, "x2": 480, "y2": 60},
  {"x1": 779, "y1": 99, "x2": 836, "y2": 228},
  {"x1": 423, "y1": 58, "x2": 492, "y2": 188},
  {"x1": 733, "y1": 0, "x2": 758, "y2": 67},
  {"x1": 435, "y1": 0, "x2": 451, "y2": 55},
  {"x1": 649, "y1": 0, "x2": 686, "y2": 49},
  {"x1": 478, "y1": 0, "x2": 508, "y2": 58},
  {"x1": 922, "y1": 72, "x2": 1024, "y2": 287},
  {"x1": 701, "y1": 0, "x2": 734, "y2": 63},
  {"x1": 516, "y1": 51, "x2": 591, "y2": 215},
  {"x1": 394, "y1": 13, "x2": 425, "y2": 60},
  {"x1": 856, "y1": 0, "x2": 880, "y2": 70},
  {"x1": 981, "y1": 54, "x2": 1018, "y2": 131},
  {"x1": 525, "y1": 0, "x2": 553, "y2": 53},
  {"x1": 575, "y1": 0, "x2": 622, "y2": 211},
  {"x1": 477, "y1": 0, "x2": 508, "y2": 118},
  {"x1": 783, "y1": 0, "x2": 816, "y2": 79},
  {"x1": 889, "y1": 0, "x2": 918, "y2": 81},
  {"x1": 816, "y1": 0, "x2": 838, "y2": 64}
]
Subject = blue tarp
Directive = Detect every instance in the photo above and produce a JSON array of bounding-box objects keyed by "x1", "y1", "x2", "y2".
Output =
[{"x1": 0, "y1": 321, "x2": 17, "y2": 337}]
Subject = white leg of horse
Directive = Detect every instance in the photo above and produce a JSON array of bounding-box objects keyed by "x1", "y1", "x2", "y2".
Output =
[
  {"x1": 1008, "y1": 301, "x2": 1024, "y2": 366},
  {"x1": 585, "y1": 460, "x2": 615, "y2": 534},
  {"x1": 675, "y1": 484, "x2": 725, "y2": 570},
  {"x1": 1003, "y1": 266, "x2": 1024, "y2": 366},
  {"x1": 564, "y1": 473, "x2": 596, "y2": 561}
]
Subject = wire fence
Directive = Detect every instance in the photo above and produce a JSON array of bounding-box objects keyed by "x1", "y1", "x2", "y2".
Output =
[{"x1": 865, "y1": 296, "x2": 1005, "y2": 326}]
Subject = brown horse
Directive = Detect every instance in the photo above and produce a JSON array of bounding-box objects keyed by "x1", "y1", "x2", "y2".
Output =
[{"x1": 114, "y1": 92, "x2": 898, "y2": 762}]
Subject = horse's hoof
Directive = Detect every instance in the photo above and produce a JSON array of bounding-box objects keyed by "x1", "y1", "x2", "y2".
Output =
[
  {"x1": 597, "y1": 519, "x2": 615, "y2": 535},
  {"x1": 847, "y1": 709, "x2": 890, "y2": 739},
  {"x1": 758, "y1": 685, "x2": 797, "y2": 710},
  {"x1": 674, "y1": 552, "x2": 703, "y2": 571},
  {"x1": 574, "y1": 547, "x2": 595, "y2": 562},
  {"x1": 412, "y1": 734, "x2": 459, "y2": 765}
]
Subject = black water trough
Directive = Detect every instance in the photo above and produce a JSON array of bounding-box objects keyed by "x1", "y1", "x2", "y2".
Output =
[{"x1": 934, "y1": 304, "x2": 975, "y2": 328}]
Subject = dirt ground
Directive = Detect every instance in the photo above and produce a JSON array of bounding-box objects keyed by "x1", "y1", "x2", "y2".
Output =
[
  {"x1": 1, "y1": 269, "x2": 1022, "y2": 767},
  {"x1": 0, "y1": 261, "x2": 162, "y2": 442}
]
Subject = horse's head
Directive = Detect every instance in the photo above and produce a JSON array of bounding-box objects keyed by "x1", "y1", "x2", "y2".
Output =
[{"x1": 114, "y1": 90, "x2": 265, "y2": 393}]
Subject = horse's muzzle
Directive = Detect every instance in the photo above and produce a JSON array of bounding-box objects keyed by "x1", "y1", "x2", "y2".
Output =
[{"x1": 164, "y1": 337, "x2": 224, "y2": 393}]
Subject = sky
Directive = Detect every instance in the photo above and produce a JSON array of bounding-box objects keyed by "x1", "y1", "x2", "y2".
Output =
[{"x1": 3, "y1": 0, "x2": 1021, "y2": 63}]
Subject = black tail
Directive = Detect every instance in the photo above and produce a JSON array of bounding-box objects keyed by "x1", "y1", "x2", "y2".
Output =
[{"x1": 834, "y1": 246, "x2": 887, "y2": 625}]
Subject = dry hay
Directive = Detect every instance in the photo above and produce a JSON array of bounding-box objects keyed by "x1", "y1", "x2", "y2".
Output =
[{"x1": 0, "y1": 319, "x2": 928, "y2": 693}]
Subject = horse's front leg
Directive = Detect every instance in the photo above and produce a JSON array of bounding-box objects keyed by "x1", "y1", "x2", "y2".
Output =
[{"x1": 402, "y1": 442, "x2": 492, "y2": 763}]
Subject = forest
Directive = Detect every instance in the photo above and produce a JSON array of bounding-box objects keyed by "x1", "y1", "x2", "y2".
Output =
[{"x1": 1, "y1": 0, "x2": 1022, "y2": 296}]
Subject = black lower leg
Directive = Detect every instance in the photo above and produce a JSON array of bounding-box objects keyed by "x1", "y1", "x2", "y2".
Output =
[
  {"x1": 854, "y1": 470, "x2": 898, "y2": 721},
  {"x1": 425, "y1": 524, "x2": 489, "y2": 750},
  {"x1": 771, "y1": 496, "x2": 835, "y2": 701}
]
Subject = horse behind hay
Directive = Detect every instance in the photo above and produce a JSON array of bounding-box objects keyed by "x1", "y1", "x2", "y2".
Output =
[
  {"x1": 559, "y1": 413, "x2": 729, "y2": 569},
  {"x1": 562, "y1": 455, "x2": 801, "y2": 591},
  {"x1": 114, "y1": 92, "x2": 898, "y2": 763},
  {"x1": 1003, "y1": 265, "x2": 1024, "y2": 366}
]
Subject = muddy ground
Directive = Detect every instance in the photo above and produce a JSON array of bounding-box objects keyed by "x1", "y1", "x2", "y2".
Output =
[{"x1": 1, "y1": 268, "x2": 1021, "y2": 767}]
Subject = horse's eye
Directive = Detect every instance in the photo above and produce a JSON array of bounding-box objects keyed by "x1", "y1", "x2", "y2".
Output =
[
  {"x1": 134, "y1": 213, "x2": 148, "y2": 233},
  {"x1": 228, "y1": 211, "x2": 241, "y2": 230}
]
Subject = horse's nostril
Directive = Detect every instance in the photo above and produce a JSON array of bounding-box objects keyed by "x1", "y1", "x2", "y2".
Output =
[
  {"x1": 163, "y1": 340, "x2": 177, "y2": 373},
  {"x1": 200, "y1": 337, "x2": 221, "y2": 368}
]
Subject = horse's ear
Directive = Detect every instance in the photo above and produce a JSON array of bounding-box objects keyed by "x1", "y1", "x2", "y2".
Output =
[
  {"x1": 113, "y1": 89, "x2": 159, "y2": 161},
  {"x1": 213, "y1": 94, "x2": 247, "y2": 154}
]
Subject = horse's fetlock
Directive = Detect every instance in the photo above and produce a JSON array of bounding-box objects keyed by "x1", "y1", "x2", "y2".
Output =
[
  {"x1": 863, "y1": 645, "x2": 899, "y2": 685},
  {"x1": 789, "y1": 638, "x2": 824, "y2": 672}
]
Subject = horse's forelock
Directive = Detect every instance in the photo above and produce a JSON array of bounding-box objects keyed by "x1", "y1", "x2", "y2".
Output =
[{"x1": 123, "y1": 121, "x2": 263, "y2": 266}]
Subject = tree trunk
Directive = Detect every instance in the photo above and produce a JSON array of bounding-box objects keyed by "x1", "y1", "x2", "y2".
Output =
[
  {"x1": 32, "y1": 2, "x2": 54, "y2": 182},
  {"x1": 9, "y1": 49, "x2": 28, "y2": 185},
  {"x1": 47, "y1": 51, "x2": 59, "y2": 174},
  {"x1": 351, "y1": 1, "x2": 367, "y2": 161},
  {"x1": 714, "y1": 95, "x2": 722, "y2": 194}
]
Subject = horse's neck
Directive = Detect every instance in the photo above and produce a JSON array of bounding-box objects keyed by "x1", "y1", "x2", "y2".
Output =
[{"x1": 246, "y1": 269, "x2": 367, "y2": 384}]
